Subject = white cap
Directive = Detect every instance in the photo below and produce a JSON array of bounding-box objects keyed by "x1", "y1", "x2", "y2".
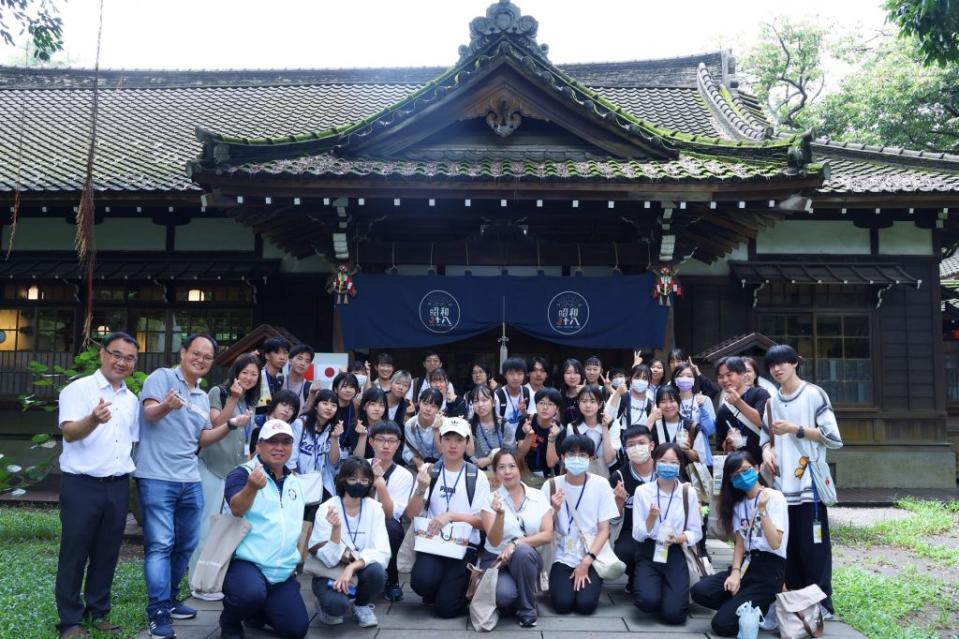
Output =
[
  {"x1": 439, "y1": 416, "x2": 470, "y2": 439},
  {"x1": 258, "y1": 419, "x2": 294, "y2": 441}
]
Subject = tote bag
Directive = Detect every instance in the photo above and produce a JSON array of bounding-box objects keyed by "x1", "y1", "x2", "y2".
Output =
[
  {"x1": 776, "y1": 584, "x2": 826, "y2": 639},
  {"x1": 468, "y1": 561, "x2": 502, "y2": 632},
  {"x1": 189, "y1": 512, "x2": 251, "y2": 594},
  {"x1": 566, "y1": 498, "x2": 626, "y2": 581},
  {"x1": 298, "y1": 472, "x2": 325, "y2": 505}
]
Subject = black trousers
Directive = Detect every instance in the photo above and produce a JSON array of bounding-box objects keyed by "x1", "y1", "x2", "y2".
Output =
[
  {"x1": 613, "y1": 531, "x2": 640, "y2": 587},
  {"x1": 548, "y1": 562, "x2": 604, "y2": 615},
  {"x1": 785, "y1": 501, "x2": 833, "y2": 613},
  {"x1": 55, "y1": 473, "x2": 129, "y2": 630},
  {"x1": 385, "y1": 517, "x2": 404, "y2": 584},
  {"x1": 690, "y1": 551, "x2": 786, "y2": 637},
  {"x1": 633, "y1": 538, "x2": 689, "y2": 625},
  {"x1": 410, "y1": 548, "x2": 478, "y2": 618}
]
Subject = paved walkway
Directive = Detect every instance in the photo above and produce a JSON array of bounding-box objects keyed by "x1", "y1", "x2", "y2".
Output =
[{"x1": 137, "y1": 541, "x2": 867, "y2": 639}]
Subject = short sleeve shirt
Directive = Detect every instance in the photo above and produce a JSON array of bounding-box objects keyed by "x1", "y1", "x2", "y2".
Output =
[
  {"x1": 134, "y1": 367, "x2": 211, "y2": 482},
  {"x1": 58, "y1": 369, "x2": 139, "y2": 477}
]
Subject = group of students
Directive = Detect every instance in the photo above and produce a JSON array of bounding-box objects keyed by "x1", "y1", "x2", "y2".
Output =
[{"x1": 52, "y1": 331, "x2": 841, "y2": 639}]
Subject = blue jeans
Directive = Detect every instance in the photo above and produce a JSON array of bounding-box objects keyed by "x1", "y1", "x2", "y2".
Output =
[{"x1": 137, "y1": 478, "x2": 203, "y2": 616}]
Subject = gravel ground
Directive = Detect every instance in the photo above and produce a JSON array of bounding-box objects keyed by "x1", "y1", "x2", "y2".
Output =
[{"x1": 829, "y1": 506, "x2": 913, "y2": 527}]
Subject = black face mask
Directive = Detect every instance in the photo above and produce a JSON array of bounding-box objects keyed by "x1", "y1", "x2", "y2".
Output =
[{"x1": 345, "y1": 483, "x2": 369, "y2": 499}]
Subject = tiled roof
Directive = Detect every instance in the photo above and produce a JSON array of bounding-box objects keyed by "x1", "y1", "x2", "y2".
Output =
[
  {"x1": 216, "y1": 154, "x2": 796, "y2": 183},
  {"x1": 941, "y1": 254, "x2": 959, "y2": 279},
  {"x1": 816, "y1": 156, "x2": 959, "y2": 194}
]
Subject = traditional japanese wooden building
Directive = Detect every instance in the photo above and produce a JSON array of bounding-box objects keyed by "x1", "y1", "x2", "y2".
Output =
[{"x1": 1, "y1": 1, "x2": 958, "y2": 486}]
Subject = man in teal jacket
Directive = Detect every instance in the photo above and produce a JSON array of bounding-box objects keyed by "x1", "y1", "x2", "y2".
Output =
[{"x1": 221, "y1": 419, "x2": 309, "y2": 638}]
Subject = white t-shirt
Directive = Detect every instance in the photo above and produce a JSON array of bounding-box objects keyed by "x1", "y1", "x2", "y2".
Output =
[
  {"x1": 542, "y1": 474, "x2": 619, "y2": 568},
  {"x1": 631, "y1": 480, "x2": 703, "y2": 547},
  {"x1": 58, "y1": 370, "x2": 140, "y2": 477},
  {"x1": 481, "y1": 484, "x2": 552, "y2": 554},
  {"x1": 733, "y1": 489, "x2": 789, "y2": 560},
  {"x1": 310, "y1": 496, "x2": 391, "y2": 569},
  {"x1": 760, "y1": 382, "x2": 843, "y2": 505},
  {"x1": 367, "y1": 458, "x2": 414, "y2": 522},
  {"x1": 426, "y1": 463, "x2": 491, "y2": 545}
]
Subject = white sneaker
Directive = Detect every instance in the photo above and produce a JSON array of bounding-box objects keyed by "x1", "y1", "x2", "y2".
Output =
[
  {"x1": 352, "y1": 603, "x2": 378, "y2": 628},
  {"x1": 190, "y1": 589, "x2": 224, "y2": 601},
  {"x1": 317, "y1": 608, "x2": 344, "y2": 625},
  {"x1": 759, "y1": 602, "x2": 778, "y2": 631}
]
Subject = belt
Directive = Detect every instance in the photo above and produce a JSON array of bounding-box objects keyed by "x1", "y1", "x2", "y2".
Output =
[{"x1": 66, "y1": 472, "x2": 130, "y2": 483}]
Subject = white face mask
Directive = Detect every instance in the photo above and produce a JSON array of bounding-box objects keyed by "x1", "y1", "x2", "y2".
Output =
[
  {"x1": 611, "y1": 377, "x2": 626, "y2": 389},
  {"x1": 631, "y1": 379, "x2": 649, "y2": 394},
  {"x1": 355, "y1": 374, "x2": 368, "y2": 388},
  {"x1": 626, "y1": 443, "x2": 651, "y2": 464}
]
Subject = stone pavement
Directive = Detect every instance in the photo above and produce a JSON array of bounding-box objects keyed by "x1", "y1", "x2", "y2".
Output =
[{"x1": 137, "y1": 541, "x2": 867, "y2": 639}]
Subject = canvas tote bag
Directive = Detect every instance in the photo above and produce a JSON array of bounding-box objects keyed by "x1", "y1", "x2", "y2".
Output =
[
  {"x1": 190, "y1": 509, "x2": 251, "y2": 594},
  {"x1": 468, "y1": 560, "x2": 502, "y2": 631},
  {"x1": 776, "y1": 584, "x2": 826, "y2": 639}
]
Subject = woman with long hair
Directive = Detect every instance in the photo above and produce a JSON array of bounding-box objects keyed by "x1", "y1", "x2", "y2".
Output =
[
  {"x1": 191, "y1": 353, "x2": 261, "y2": 600},
  {"x1": 468, "y1": 384, "x2": 516, "y2": 470},
  {"x1": 556, "y1": 358, "x2": 585, "y2": 425},
  {"x1": 690, "y1": 451, "x2": 787, "y2": 636}
]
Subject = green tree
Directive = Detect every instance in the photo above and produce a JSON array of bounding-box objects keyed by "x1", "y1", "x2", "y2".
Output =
[
  {"x1": 0, "y1": 0, "x2": 62, "y2": 61},
  {"x1": 741, "y1": 18, "x2": 827, "y2": 130},
  {"x1": 811, "y1": 36, "x2": 959, "y2": 152},
  {"x1": 884, "y1": 0, "x2": 959, "y2": 67}
]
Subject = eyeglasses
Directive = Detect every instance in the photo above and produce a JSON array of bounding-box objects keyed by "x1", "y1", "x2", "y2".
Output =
[
  {"x1": 536, "y1": 399, "x2": 556, "y2": 407},
  {"x1": 373, "y1": 437, "x2": 400, "y2": 446},
  {"x1": 187, "y1": 351, "x2": 214, "y2": 363},
  {"x1": 105, "y1": 349, "x2": 137, "y2": 365}
]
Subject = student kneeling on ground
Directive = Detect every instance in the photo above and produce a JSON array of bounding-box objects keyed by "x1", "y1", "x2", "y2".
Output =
[
  {"x1": 220, "y1": 419, "x2": 309, "y2": 639},
  {"x1": 609, "y1": 425, "x2": 657, "y2": 594},
  {"x1": 406, "y1": 417, "x2": 491, "y2": 618},
  {"x1": 543, "y1": 434, "x2": 619, "y2": 615},
  {"x1": 631, "y1": 442, "x2": 702, "y2": 625},
  {"x1": 480, "y1": 449, "x2": 555, "y2": 628},
  {"x1": 309, "y1": 457, "x2": 391, "y2": 628},
  {"x1": 690, "y1": 452, "x2": 787, "y2": 636}
]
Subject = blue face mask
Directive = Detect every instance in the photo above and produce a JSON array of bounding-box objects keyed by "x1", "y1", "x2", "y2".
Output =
[
  {"x1": 731, "y1": 467, "x2": 759, "y2": 493},
  {"x1": 656, "y1": 462, "x2": 680, "y2": 480},
  {"x1": 564, "y1": 456, "x2": 590, "y2": 476}
]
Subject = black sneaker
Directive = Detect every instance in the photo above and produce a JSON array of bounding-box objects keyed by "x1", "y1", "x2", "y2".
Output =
[
  {"x1": 168, "y1": 600, "x2": 197, "y2": 620},
  {"x1": 383, "y1": 582, "x2": 404, "y2": 602},
  {"x1": 518, "y1": 617, "x2": 537, "y2": 628}
]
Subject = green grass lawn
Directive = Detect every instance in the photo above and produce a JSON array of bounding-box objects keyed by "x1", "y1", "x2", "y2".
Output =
[{"x1": 0, "y1": 507, "x2": 147, "y2": 639}]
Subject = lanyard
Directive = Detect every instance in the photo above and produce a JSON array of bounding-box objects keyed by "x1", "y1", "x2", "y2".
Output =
[
  {"x1": 680, "y1": 398, "x2": 696, "y2": 420},
  {"x1": 504, "y1": 390, "x2": 522, "y2": 423},
  {"x1": 478, "y1": 421, "x2": 503, "y2": 451},
  {"x1": 503, "y1": 488, "x2": 530, "y2": 535},
  {"x1": 414, "y1": 420, "x2": 436, "y2": 457},
  {"x1": 340, "y1": 497, "x2": 363, "y2": 547},
  {"x1": 564, "y1": 476, "x2": 589, "y2": 529},
  {"x1": 743, "y1": 493, "x2": 761, "y2": 551},
  {"x1": 656, "y1": 481, "x2": 677, "y2": 523},
  {"x1": 440, "y1": 463, "x2": 465, "y2": 513}
]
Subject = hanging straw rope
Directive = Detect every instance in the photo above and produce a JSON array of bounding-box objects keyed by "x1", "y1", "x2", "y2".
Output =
[{"x1": 76, "y1": 0, "x2": 105, "y2": 345}]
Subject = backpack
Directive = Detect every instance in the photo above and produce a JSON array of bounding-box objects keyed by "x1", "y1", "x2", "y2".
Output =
[
  {"x1": 427, "y1": 461, "x2": 479, "y2": 506},
  {"x1": 495, "y1": 386, "x2": 531, "y2": 421}
]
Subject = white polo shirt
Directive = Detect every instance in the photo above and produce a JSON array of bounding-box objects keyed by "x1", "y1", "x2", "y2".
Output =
[{"x1": 58, "y1": 369, "x2": 139, "y2": 477}]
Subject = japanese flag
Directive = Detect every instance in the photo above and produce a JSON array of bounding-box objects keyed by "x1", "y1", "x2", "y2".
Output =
[{"x1": 308, "y1": 353, "x2": 349, "y2": 390}]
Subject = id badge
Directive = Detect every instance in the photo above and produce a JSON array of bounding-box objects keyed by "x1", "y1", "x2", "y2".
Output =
[
  {"x1": 565, "y1": 535, "x2": 576, "y2": 554},
  {"x1": 813, "y1": 520, "x2": 823, "y2": 545},
  {"x1": 740, "y1": 555, "x2": 751, "y2": 577},
  {"x1": 653, "y1": 543, "x2": 668, "y2": 564}
]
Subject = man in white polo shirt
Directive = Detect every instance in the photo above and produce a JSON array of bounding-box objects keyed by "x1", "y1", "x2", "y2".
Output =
[{"x1": 55, "y1": 332, "x2": 141, "y2": 639}]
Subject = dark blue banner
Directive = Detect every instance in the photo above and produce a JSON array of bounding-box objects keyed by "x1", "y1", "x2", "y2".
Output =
[{"x1": 337, "y1": 274, "x2": 668, "y2": 349}]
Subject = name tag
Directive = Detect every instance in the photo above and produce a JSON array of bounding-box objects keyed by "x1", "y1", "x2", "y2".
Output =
[
  {"x1": 813, "y1": 520, "x2": 822, "y2": 544},
  {"x1": 653, "y1": 543, "x2": 668, "y2": 564}
]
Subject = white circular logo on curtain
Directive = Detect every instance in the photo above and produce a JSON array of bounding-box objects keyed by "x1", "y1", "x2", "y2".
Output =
[
  {"x1": 419, "y1": 290, "x2": 461, "y2": 334},
  {"x1": 548, "y1": 291, "x2": 589, "y2": 335}
]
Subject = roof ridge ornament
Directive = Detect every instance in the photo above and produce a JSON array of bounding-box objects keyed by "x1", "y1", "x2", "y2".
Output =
[{"x1": 459, "y1": 0, "x2": 549, "y2": 63}]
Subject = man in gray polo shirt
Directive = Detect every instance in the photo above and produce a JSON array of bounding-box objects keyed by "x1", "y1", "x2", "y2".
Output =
[{"x1": 135, "y1": 333, "x2": 236, "y2": 639}]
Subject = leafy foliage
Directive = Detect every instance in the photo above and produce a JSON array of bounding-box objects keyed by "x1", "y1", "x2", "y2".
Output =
[
  {"x1": 0, "y1": 0, "x2": 63, "y2": 61},
  {"x1": 740, "y1": 18, "x2": 826, "y2": 129},
  {"x1": 1, "y1": 347, "x2": 146, "y2": 495},
  {"x1": 884, "y1": 0, "x2": 959, "y2": 67},
  {"x1": 809, "y1": 36, "x2": 959, "y2": 152}
]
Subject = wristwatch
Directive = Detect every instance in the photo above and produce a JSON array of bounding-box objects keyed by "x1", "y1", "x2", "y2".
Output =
[
  {"x1": 227, "y1": 418, "x2": 238, "y2": 431},
  {"x1": 796, "y1": 426, "x2": 806, "y2": 439},
  {"x1": 586, "y1": 551, "x2": 597, "y2": 561}
]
